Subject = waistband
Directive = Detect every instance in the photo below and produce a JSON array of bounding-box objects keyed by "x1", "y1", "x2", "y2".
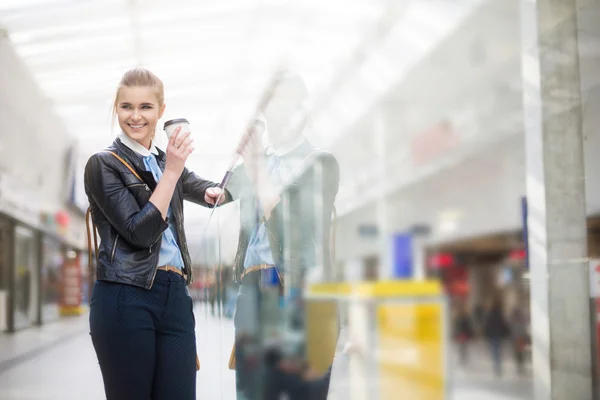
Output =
[
  {"x1": 241, "y1": 264, "x2": 282, "y2": 286},
  {"x1": 241, "y1": 264, "x2": 276, "y2": 279},
  {"x1": 154, "y1": 265, "x2": 187, "y2": 283}
]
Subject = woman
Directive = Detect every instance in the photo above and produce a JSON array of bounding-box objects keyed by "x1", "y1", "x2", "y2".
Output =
[{"x1": 85, "y1": 67, "x2": 229, "y2": 400}]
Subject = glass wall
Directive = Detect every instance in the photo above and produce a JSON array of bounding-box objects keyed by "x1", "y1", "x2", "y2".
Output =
[
  {"x1": 40, "y1": 236, "x2": 63, "y2": 322},
  {"x1": 12, "y1": 225, "x2": 38, "y2": 330},
  {"x1": 0, "y1": 217, "x2": 11, "y2": 333}
]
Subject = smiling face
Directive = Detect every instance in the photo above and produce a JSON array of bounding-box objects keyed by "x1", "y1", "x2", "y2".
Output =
[{"x1": 116, "y1": 85, "x2": 166, "y2": 149}]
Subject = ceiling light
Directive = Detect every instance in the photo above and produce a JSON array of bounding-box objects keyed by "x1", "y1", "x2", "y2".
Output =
[
  {"x1": 0, "y1": 0, "x2": 70, "y2": 13},
  {"x1": 8, "y1": 17, "x2": 129, "y2": 44}
]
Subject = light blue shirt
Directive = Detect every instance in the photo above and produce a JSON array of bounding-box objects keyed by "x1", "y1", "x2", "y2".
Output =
[
  {"x1": 119, "y1": 132, "x2": 184, "y2": 269},
  {"x1": 243, "y1": 217, "x2": 276, "y2": 268},
  {"x1": 243, "y1": 154, "x2": 281, "y2": 269},
  {"x1": 144, "y1": 154, "x2": 185, "y2": 269}
]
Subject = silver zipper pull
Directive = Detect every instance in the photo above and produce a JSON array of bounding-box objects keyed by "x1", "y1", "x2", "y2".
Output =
[{"x1": 145, "y1": 185, "x2": 150, "y2": 192}]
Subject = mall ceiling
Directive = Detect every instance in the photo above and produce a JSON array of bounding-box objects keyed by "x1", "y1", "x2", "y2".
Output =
[
  {"x1": 0, "y1": 0, "x2": 488, "y2": 174},
  {"x1": 0, "y1": 0, "x2": 498, "y2": 233}
]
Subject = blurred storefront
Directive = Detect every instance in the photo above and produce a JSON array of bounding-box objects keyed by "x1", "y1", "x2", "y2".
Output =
[
  {"x1": 39, "y1": 210, "x2": 86, "y2": 318},
  {"x1": 0, "y1": 171, "x2": 43, "y2": 332},
  {"x1": 0, "y1": 171, "x2": 86, "y2": 333},
  {"x1": 425, "y1": 232, "x2": 529, "y2": 310},
  {"x1": 0, "y1": 35, "x2": 89, "y2": 333}
]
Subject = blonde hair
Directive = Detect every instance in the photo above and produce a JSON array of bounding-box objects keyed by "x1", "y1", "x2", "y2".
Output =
[{"x1": 112, "y1": 67, "x2": 165, "y2": 128}]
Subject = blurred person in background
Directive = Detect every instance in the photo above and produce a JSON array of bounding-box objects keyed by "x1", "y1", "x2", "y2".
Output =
[
  {"x1": 208, "y1": 274, "x2": 218, "y2": 316},
  {"x1": 85, "y1": 67, "x2": 229, "y2": 400},
  {"x1": 208, "y1": 270, "x2": 228, "y2": 317},
  {"x1": 509, "y1": 304, "x2": 529, "y2": 374},
  {"x1": 453, "y1": 302, "x2": 474, "y2": 366},
  {"x1": 226, "y1": 71, "x2": 340, "y2": 399},
  {"x1": 473, "y1": 302, "x2": 486, "y2": 337},
  {"x1": 483, "y1": 295, "x2": 511, "y2": 377},
  {"x1": 202, "y1": 271, "x2": 212, "y2": 307}
]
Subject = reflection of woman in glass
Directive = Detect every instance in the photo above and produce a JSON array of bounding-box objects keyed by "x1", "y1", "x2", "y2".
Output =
[
  {"x1": 85, "y1": 68, "x2": 229, "y2": 399},
  {"x1": 227, "y1": 73, "x2": 340, "y2": 399}
]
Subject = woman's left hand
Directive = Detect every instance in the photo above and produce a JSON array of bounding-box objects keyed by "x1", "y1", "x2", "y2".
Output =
[{"x1": 205, "y1": 187, "x2": 227, "y2": 206}]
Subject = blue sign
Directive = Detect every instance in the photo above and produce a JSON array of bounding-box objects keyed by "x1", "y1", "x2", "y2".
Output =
[
  {"x1": 392, "y1": 233, "x2": 413, "y2": 278},
  {"x1": 521, "y1": 196, "x2": 529, "y2": 269}
]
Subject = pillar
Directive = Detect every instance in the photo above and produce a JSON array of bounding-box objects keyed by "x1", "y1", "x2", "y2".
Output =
[{"x1": 521, "y1": 0, "x2": 593, "y2": 398}]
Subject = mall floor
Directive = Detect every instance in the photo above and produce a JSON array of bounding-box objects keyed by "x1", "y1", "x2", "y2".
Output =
[{"x1": 0, "y1": 304, "x2": 532, "y2": 400}]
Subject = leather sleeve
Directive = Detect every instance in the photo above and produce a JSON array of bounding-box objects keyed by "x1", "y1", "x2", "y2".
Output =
[
  {"x1": 84, "y1": 153, "x2": 168, "y2": 248},
  {"x1": 226, "y1": 153, "x2": 271, "y2": 201},
  {"x1": 181, "y1": 167, "x2": 232, "y2": 206}
]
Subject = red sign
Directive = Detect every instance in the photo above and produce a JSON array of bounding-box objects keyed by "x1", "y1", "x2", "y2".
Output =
[
  {"x1": 509, "y1": 249, "x2": 526, "y2": 261},
  {"x1": 428, "y1": 253, "x2": 455, "y2": 269},
  {"x1": 442, "y1": 266, "x2": 469, "y2": 297}
]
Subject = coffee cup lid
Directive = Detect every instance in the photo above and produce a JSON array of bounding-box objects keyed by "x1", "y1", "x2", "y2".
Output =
[{"x1": 163, "y1": 118, "x2": 189, "y2": 130}]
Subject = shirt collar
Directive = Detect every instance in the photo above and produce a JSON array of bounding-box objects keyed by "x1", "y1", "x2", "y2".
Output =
[
  {"x1": 118, "y1": 132, "x2": 159, "y2": 157},
  {"x1": 268, "y1": 134, "x2": 306, "y2": 157}
]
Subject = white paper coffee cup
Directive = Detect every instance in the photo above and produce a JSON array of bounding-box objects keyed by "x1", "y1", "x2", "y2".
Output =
[{"x1": 163, "y1": 118, "x2": 190, "y2": 139}]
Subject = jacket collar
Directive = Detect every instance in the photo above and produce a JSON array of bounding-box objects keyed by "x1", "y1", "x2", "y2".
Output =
[
  {"x1": 268, "y1": 134, "x2": 307, "y2": 157},
  {"x1": 277, "y1": 137, "x2": 313, "y2": 160},
  {"x1": 111, "y1": 138, "x2": 160, "y2": 191}
]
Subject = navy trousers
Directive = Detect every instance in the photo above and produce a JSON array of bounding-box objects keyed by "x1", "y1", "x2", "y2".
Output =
[{"x1": 90, "y1": 270, "x2": 197, "y2": 400}]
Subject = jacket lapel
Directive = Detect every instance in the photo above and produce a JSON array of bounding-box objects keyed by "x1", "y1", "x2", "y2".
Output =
[
  {"x1": 113, "y1": 139, "x2": 158, "y2": 191},
  {"x1": 155, "y1": 149, "x2": 182, "y2": 216}
]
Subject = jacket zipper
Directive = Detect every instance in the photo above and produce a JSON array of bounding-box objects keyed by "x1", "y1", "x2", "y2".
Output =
[
  {"x1": 111, "y1": 236, "x2": 119, "y2": 263},
  {"x1": 148, "y1": 233, "x2": 162, "y2": 254},
  {"x1": 148, "y1": 236, "x2": 162, "y2": 289},
  {"x1": 149, "y1": 265, "x2": 159, "y2": 289},
  {"x1": 127, "y1": 183, "x2": 150, "y2": 192}
]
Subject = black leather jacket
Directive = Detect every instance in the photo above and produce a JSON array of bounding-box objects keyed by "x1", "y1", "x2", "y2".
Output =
[{"x1": 84, "y1": 138, "x2": 230, "y2": 289}]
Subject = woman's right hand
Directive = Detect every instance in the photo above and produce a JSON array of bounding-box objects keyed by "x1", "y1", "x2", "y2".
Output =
[{"x1": 164, "y1": 126, "x2": 194, "y2": 178}]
